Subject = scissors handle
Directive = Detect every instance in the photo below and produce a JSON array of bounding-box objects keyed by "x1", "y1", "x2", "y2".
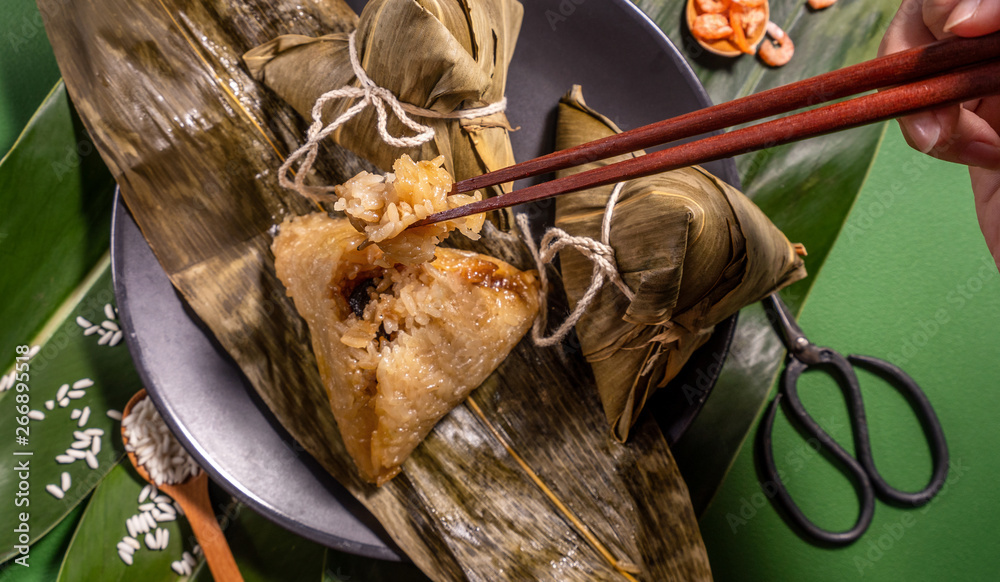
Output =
[
  {"x1": 847, "y1": 354, "x2": 949, "y2": 506},
  {"x1": 760, "y1": 348, "x2": 949, "y2": 545},
  {"x1": 760, "y1": 349, "x2": 876, "y2": 545}
]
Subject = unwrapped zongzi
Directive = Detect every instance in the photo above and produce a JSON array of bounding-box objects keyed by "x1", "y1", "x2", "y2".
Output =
[{"x1": 273, "y1": 158, "x2": 538, "y2": 484}]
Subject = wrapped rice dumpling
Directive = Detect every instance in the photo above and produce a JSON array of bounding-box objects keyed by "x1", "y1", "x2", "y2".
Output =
[
  {"x1": 554, "y1": 86, "x2": 807, "y2": 441},
  {"x1": 273, "y1": 159, "x2": 538, "y2": 484},
  {"x1": 244, "y1": 0, "x2": 522, "y2": 197}
]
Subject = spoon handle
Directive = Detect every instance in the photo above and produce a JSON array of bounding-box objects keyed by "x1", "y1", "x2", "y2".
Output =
[{"x1": 177, "y1": 473, "x2": 244, "y2": 581}]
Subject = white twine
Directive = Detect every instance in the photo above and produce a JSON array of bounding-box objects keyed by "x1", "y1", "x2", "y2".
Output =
[
  {"x1": 278, "y1": 30, "x2": 508, "y2": 200},
  {"x1": 519, "y1": 182, "x2": 635, "y2": 347}
]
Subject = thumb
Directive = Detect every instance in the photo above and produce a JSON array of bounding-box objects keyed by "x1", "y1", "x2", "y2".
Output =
[{"x1": 938, "y1": 0, "x2": 1000, "y2": 37}]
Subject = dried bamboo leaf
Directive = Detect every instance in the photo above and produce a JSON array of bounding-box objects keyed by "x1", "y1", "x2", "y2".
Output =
[
  {"x1": 38, "y1": 0, "x2": 712, "y2": 579},
  {"x1": 554, "y1": 86, "x2": 807, "y2": 441},
  {"x1": 243, "y1": 0, "x2": 522, "y2": 195}
]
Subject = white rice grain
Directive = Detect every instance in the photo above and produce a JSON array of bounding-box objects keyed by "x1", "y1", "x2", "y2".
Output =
[
  {"x1": 183, "y1": 551, "x2": 196, "y2": 566},
  {"x1": 157, "y1": 527, "x2": 169, "y2": 548},
  {"x1": 60, "y1": 472, "x2": 71, "y2": 491},
  {"x1": 76, "y1": 316, "x2": 93, "y2": 328},
  {"x1": 171, "y1": 561, "x2": 186, "y2": 576},
  {"x1": 142, "y1": 511, "x2": 156, "y2": 530},
  {"x1": 67, "y1": 389, "x2": 85, "y2": 399},
  {"x1": 91, "y1": 438, "x2": 101, "y2": 455},
  {"x1": 60, "y1": 398, "x2": 71, "y2": 408},
  {"x1": 105, "y1": 303, "x2": 117, "y2": 320},
  {"x1": 46, "y1": 484, "x2": 65, "y2": 499},
  {"x1": 123, "y1": 535, "x2": 141, "y2": 550},
  {"x1": 126, "y1": 516, "x2": 139, "y2": 539},
  {"x1": 44, "y1": 400, "x2": 55, "y2": 410},
  {"x1": 78, "y1": 406, "x2": 91, "y2": 427},
  {"x1": 109, "y1": 330, "x2": 124, "y2": 347},
  {"x1": 66, "y1": 449, "x2": 87, "y2": 460},
  {"x1": 85, "y1": 428, "x2": 104, "y2": 436},
  {"x1": 70, "y1": 409, "x2": 81, "y2": 420},
  {"x1": 84, "y1": 325, "x2": 100, "y2": 336},
  {"x1": 145, "y1": 531, "x2": 159, "y2": 550},
  {"x1": 85, "y1": 450, "x2": 98, "y2": 469},
  {"x1": 118, "y1": 549, "x2": 134, "y2": 566},
  {"x1": 97, "y1": 331, "x2": 112, "y2": 346},
  {"x1": 116, "y1": 541, "x2": 133, "y2": 555},
  {"x1": 138, "y1": 484, "x2": 152, "y2": 504},
  {"x1": 55, "y1": 455, "x2": 75, "y2": 464},
  {"x1": 72, "y1": 378, "x2": 94, "y2": 389},
  {"x1": 138, "y1": 503, "x2": 155, "y2": 512},
  {"x1": 71, "y1": 440, "x2": 90, "y2": 449},
  {"x1": 102, "y1": 320, "x2": 120, "y2": 332},
  {"x1": 27, "y1": 410, "x2": 44, "y2": 421},
  {"x1": 56, "y1": 384, "x2": 70, "y2": 401},
  {"x1": 107, "y1": 409, "x2": 123, "y2": 421}
]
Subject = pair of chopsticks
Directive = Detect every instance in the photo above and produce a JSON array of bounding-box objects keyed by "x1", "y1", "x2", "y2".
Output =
[{"x1": 413, "y1": 31, "x2": 1000, "y2": 228}]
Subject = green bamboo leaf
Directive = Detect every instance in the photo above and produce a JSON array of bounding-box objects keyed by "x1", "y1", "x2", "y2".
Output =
[
  {"x1": 0, "y1": 503, "x2": 83, "y2": 581},
  {"x1": 0, "y1": 0, "x2": 62, "y2": 154},
  {"x1": 186, "y1": 502, "x2": 326, "y2": 582},
  {"x1": 55, "y1": 463, "x2": 194, "y2": 582},
  {"x1": 0, "y1": 81, "x2": 115, "y2": 374},
  {"x1": 0, "y1": 265, "x2": 141, "y2": 562},
  {"x1": 631, "y1": 0, "x2": 898, "y2": 513}
]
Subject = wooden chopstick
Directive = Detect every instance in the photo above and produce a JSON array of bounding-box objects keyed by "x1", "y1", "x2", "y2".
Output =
[
  {"x1": 453, "y1": 31, "x2": 1000, "y2": 196},
  {"x1": 411, "y1": 35, "x2": 1000, "y2": 228}
]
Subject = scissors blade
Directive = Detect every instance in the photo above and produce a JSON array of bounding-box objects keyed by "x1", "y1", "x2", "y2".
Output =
[{"x1": 764, "y1": 294, "x2": 810, "y2": 355}]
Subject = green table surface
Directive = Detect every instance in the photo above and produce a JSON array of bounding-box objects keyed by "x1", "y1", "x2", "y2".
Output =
[{"x1": 3, "y1": 0, "x2": 999, "y2": 580}]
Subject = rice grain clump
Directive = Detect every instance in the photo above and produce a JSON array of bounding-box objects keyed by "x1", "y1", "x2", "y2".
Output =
[
  {"x1": 333, "y1": 154, "x2": 484, "y2": 266},
  {"x1": 123, "y1": 397, "x2": 201, "y2": 486}
]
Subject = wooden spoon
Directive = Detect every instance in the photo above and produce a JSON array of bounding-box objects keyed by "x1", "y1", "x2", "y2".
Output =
[{"x1": 122, "y1": 389, "x2": 243, "y2": 581}]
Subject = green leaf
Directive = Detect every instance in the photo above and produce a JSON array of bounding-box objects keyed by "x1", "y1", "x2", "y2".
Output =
[
  {"x1": 55, "y1": 463, "x2": 194, "y2": 582},
  {"x1": 631, "y1": 0, "x2": 898, "y2": 513},
  {"x1": 0, "y1": 502, "x2": 84, "y2": 581},
  {"x1": 187, "y1": 502, "x2": 326, "y2": 582},
  {"x1": 0, "y1": 0, "x2": 63, "y2": 154},
  {"x1": 0, "y1": 81, "x2": 116, "y2": 375},
  {"x1": 0, "y1": 82, "x2": 137, "y2": 561},
  {"x1": 0, "y1": 265, "x2": 142, "y2": 561}
]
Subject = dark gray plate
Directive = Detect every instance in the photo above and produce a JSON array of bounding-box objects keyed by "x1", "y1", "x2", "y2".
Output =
[{"x1": 112, "y1": 0, "x2": 738, "y2": 561}]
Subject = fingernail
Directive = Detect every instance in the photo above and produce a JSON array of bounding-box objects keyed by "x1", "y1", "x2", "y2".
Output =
[
  {"x1": 960, "y1": 140, "x2": 1000, "y2": 169},
  {"x1": 907, "y1": 115, "x2": 941, "y2": 154},
  {"x1": 945, "y1": 0, "x2": 981, "y2": 32}
]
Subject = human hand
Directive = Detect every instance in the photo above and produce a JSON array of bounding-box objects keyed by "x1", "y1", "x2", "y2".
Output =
[{"x1": 879, "y1": 0, "x2": 1000, "y2": 266}]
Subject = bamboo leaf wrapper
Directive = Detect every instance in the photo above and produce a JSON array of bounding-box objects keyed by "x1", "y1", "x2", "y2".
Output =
[{"x1": 554, "y1": 86, "x2": 807, "y2": 441}]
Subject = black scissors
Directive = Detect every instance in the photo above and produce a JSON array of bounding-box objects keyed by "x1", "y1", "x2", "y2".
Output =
[{"x1": 758, "y1": 294, "x2": 949, "y2": 546}]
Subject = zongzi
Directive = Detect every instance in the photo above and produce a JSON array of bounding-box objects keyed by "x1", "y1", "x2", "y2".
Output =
[
  {"x1": 553, "y1": 86, "x2": 807, "y2": 441},
  {"x1": 244, "y1": 0, "x2": 523, "y2": 201},
  {"x1": 273, "y1": 160, "x2": 538, "y2": 484}
]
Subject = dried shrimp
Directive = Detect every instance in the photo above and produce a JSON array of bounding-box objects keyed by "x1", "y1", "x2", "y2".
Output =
[{"x1": 759, "y1": 21, "x2": 794, "y2": 67}]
